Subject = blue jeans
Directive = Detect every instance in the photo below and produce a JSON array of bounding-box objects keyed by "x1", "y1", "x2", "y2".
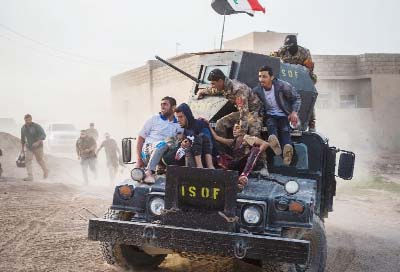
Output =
[{"x1": 266, "y1": 115, "x2": 291, "y2": 146}]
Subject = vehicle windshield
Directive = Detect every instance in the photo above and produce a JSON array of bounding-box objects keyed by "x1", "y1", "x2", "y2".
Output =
[
  {"x1": 51, "y1": 124, "x2": 76, "y2": 131},
  {"x1": 202, "y1": 65, "x2": 231, "y2": 84}
]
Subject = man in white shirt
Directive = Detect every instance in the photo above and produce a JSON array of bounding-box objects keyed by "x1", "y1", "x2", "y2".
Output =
[
  {"x1": 253, "y1": 65, "x2": 301, "y2": 166},
  {"x1": 136, "y1": 96, "x2": 183, "y2": 183}
]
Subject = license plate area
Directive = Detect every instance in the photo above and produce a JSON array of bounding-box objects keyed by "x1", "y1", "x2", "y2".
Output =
[
  {"x1": 165, "y1": 166, "x2": 238, "y2": 216},
  {"x1": 178, "y1": 179, "x2": 225, "y2": 211}
]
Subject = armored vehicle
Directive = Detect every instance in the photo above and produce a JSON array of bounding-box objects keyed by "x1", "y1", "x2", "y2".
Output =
[{"x1": 88, "y1": 51, "x2": 355, "y2": 271}]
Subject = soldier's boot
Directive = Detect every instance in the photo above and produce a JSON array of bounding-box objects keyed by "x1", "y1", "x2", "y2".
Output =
[
  {"x1": 268, "y1": 135, "x2": 282, "y2": 156},
  {"x1": 308, "y1": 120, "x2": 316, "y2": 132},
  {"x1": 283, "y1": 144, "x2": 294, "y2": 166}
]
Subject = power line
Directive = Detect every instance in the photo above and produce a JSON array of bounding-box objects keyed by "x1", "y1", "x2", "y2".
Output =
[{"x1": 0, "y1": 22, "x2": 140, "y2": 67}]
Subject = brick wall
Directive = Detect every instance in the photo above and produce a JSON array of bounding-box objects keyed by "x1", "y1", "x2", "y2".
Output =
[{"x1": 314, "y1": 54, "x2": 400, "y2": 77}]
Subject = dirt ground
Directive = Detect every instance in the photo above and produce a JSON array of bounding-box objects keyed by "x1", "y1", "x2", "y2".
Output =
[{"x1": 1, "y1": 132, "x2": 399, "y2": 272}]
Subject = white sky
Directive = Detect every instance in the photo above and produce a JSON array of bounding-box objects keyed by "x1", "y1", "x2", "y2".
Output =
[{"x1": 0, "y1": 0, "x2": 399, "y2": 130}]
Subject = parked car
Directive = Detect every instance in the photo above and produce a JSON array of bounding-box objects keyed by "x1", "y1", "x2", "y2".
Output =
[{"x1": 46, "y1": 123, "x2": 79, "y2": 153}]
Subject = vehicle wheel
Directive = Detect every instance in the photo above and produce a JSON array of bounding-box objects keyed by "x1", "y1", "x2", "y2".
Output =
[
  {"x1": 262, "y1": 216, "x2": 327, "y2": 272},
  {"x1": 100, "y1": 209, "x2": 166, "y2": 269}
]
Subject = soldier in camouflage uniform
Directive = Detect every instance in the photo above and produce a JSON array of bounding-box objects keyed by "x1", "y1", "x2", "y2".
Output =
[
  {"x1": 272, "y1": 35, "x2": 317, "y2": 131},
  {"x1": 197, "y1": 68, "x2": 263, "y2": 138}
]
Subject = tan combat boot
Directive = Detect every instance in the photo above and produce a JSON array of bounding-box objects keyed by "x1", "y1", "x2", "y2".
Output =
[
  {"x1": 283, "y1": 144, "x2": 293, "y2": 166},
  {"x1": 268, "y1": 135, "x2": 282, "y2": 156}
]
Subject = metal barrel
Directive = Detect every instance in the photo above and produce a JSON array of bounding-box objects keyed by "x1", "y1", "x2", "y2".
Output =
[{"x1": 155, "y1": 55, "x2": 200, "y2": 83}]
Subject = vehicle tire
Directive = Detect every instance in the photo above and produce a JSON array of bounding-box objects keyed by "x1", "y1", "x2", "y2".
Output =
[
  {"x1": 262, "y1": 216, "x2": 327, "y2": 272},
  {"x1": 100, "y1": 209, "x2": 166, "y2": 269}
]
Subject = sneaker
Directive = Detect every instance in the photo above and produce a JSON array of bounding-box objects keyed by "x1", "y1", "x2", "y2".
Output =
[
  {"x1": 268, "y1": 135, "x2": 282, "y2": 156},
  {"x1": 23, "y1": 176, "x2": 34, "y2": 181},
  {"x1": 260, "y1": 167, "x2": 269, "y2": 177},
  {"x1": 143, "y1": 170, "x2": 155, "y2": 184},
  {"x1": 283, "y1": 144, "x2": 294, "y2": 166}
]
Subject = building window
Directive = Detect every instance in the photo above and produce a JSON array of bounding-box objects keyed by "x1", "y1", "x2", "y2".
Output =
[
  {"x1": 316, "y1": 93, "x2": 331, "y2": 109},
  {"x1": 339, "y1": 94, "x2": 358, "y2": 108}
]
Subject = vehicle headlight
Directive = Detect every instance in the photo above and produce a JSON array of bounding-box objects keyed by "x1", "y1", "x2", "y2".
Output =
[
  {"x1": 285, "y1": 180, "x2": 300, "y2": 194},
  {"x1": 242, "y1": 205, "x2": 262, "y2": 225},
  {"x1": 131, "y1": 168, "x2": 145, "y2": 181},
  {"x1": 118, "y1": 185, "x2": 134, "y2": 200},
  {"x1": 149, "y1": 197, "x2": 165, "y2": 216}
]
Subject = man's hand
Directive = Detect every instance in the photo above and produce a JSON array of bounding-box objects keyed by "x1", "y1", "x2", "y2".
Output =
[
  {"x1": 77, "y1": 156, "x2": 81, "y2": 160},
  {"x1": 238, "y1": 175, "x2": 248, "y2": 190},
  {"x1": 288, "y1": 112, "x2": 299, "y2": 128},
  {"x1": 32, "y1": 140, "x2": 41, "y2": 148},
  {"x1": 197, "y1": 90, "x2": 206, "y2": 99},
  {"x1": 135, "y1": 158, "x2": 144, "y2": 168}
]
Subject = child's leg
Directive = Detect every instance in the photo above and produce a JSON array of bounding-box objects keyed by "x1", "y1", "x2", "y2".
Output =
[
  {"x1": 194, "y1": 155, "x2": 204, "y2": 168},
  {"x1": 201, "y1": 134, "x2": 214, "y2": 169}
]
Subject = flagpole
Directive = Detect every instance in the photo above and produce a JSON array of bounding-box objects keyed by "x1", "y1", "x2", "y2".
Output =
[{"x1": 219, "y1": 8, "x2": 226, "y2": 50}]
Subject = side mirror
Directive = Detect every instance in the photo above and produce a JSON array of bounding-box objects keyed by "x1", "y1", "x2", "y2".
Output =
[
  {"x1": 338, "y1": 151, "x2": 355, "y2": 180},
  {"x1": 122, "y1": 138, "x2": 135, "y2": 164}
]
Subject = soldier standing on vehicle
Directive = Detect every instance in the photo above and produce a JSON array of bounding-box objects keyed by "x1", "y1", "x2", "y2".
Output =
[
  {"x1": 86, "y1": 122, "x2": 99, "y2": 141},
  {"x1": 272, "y1": 35, "x2": 317, "y2": 131},
  {"x1": 97, "y1": 133, "x2": 121, "y2": 183},
  {"x1": 197, "y1": 68, "x2": 263, "y2": 138},
  {"x1": 136, "y1": 96, "x2": 183, "y2": 183},
  {"x1": 253, "y1": 65, "x2": 301, "y2": 166},
  {"x1": 20, "y1": 114, "x2": 49, "y2": 181},
  {"x1": 76, "y1": 129, "x2": 97, "y2": 185}
]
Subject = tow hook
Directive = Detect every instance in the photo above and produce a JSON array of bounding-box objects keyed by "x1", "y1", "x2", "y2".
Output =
[
  {"x1": 142, "y1": 226, "x2": 156, "y2": 242},
  {"x1": 234, "y1": 240, "x2": 250, "y2": 259}
]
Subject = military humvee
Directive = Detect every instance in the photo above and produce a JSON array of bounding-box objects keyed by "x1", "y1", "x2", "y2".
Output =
[{"x1": 88, "y1": 51, "x2": 355, "y2": 271}]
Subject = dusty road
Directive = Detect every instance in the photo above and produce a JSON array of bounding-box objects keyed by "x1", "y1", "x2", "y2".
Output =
[{"x1": 0, "y1": 133, "x2": 399, "y2": 272}]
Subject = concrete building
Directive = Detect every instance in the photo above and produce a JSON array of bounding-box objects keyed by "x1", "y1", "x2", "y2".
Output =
[{"x1": 111, "y1": 32, "x2": 400, "y2": 152}]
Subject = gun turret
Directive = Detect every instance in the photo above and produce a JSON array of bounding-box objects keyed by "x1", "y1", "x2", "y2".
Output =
[{"x1": 155, "y1": 55, "x2": 201, "y2": 83}]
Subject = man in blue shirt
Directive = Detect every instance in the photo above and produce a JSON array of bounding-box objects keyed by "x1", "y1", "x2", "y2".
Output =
[{"x1": 20, "y1": 114, "x2": 49, "y2": 181}]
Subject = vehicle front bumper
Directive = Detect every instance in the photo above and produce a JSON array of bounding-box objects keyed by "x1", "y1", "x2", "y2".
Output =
[{"x1": 88, "y1": 218, "x2": 309, "y2": 264}]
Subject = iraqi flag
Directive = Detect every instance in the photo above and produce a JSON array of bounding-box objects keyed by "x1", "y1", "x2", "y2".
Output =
[{"x1": 211, "y1": 0, "x2": 266, "y2": 16}]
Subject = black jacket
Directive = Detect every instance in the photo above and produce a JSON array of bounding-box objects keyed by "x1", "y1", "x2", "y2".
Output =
[{"x1": 253, "y1": 78, "x2": 301, "y2": 116}]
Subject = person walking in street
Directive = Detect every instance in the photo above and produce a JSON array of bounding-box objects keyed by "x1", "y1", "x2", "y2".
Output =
[
  {"x1": 97, "y1": 132, "x2": 121, "y2": 183},
  {"x1": 76, "y1": 129, "x2": 97, "y2": 185},
  {"x1": 86, "y1": 122, "x2": 99, "y2": 141},
  {"x1": 20, "y1": 114, "x2": 49, "y2": 181}
]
